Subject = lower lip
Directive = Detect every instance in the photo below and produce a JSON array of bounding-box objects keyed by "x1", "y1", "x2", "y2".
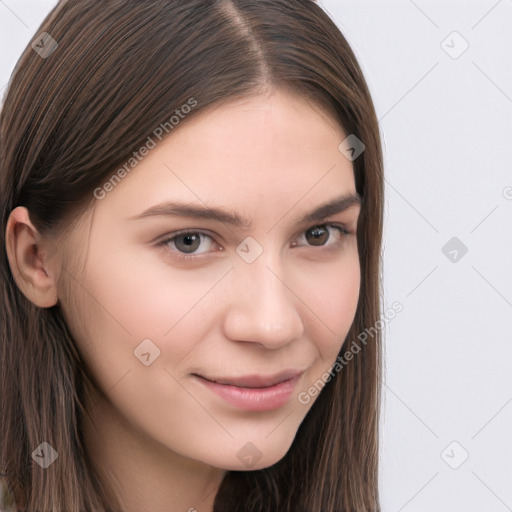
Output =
[{"x1": 194, "y1": 374, "x2": 301, "y2": 411}]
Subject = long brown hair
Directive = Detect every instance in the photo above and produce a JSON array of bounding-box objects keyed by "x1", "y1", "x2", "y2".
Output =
[{"x1": 0, "y1": 0, "x2": 384, "y2": 510}]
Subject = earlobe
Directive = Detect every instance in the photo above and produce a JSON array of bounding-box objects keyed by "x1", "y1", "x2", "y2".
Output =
[{"x1": 5, "y1": 206, "x2": 59, "y2": 308}]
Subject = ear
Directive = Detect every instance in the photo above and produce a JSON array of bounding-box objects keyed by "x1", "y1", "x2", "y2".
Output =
[{"x1": 4, "y1": 206, "x2": 59, "y2": 308}]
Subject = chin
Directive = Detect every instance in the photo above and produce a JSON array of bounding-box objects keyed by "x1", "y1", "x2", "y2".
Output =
[{"x1": 206, "y1": 437, "x2": 295, "y2": 472}]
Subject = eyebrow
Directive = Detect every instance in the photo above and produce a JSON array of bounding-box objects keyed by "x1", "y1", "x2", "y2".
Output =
[{"x1": 128, "y1": 193, "x2": 362, "y2": 228}]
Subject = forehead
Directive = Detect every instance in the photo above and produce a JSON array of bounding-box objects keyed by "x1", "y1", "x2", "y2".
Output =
[{"x1": 93, "y1": 89, "x2": 356, "y2": 224}]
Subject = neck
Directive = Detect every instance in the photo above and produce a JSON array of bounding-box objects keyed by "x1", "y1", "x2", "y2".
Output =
[{"x1": 81, "y1": 386, "x2": 226, "y2": 512}]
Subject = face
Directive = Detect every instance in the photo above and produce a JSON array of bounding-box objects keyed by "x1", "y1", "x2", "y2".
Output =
[{"x1": 55, "y1": 88, "x2": 361, "y2": 471}]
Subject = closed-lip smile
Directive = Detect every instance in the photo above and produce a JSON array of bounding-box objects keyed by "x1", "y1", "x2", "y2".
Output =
[
  {"x1": 192, "y1": 369, "x2": 306, "y2": 411},
  {"x1": 192, "y1": 369, "x2": 305, "y2": 388}
]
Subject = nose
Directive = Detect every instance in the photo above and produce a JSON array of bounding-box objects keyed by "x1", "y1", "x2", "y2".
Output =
[{"x1": 221, "y1": 249, "x2": 305, "y2": 349}]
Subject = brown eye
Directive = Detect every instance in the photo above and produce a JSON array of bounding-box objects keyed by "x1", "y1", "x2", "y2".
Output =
[
  {"x1": 305, "y1": 225, "x2": 330, "y2": 246},
  {"x1": 160, "y1": 231, "x2": 217, "y2": 258},
  {"x1": 174, "y1": 233, "x2": 202, "y2": 253}
]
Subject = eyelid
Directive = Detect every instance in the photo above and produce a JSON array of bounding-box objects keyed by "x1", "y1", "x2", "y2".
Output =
[
  {"x1": 292, "y1": 218, "x2": 353, "y2": 238},
  {"x1": 156, "y1": 221, "x2": 354, "y2": 262},
  {"x1": 157, "y1": 229, "x2": 220, "y2": 260}
]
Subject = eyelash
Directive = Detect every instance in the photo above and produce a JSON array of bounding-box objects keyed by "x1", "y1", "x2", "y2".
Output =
[{"x1": 156, "y1": 223, "x2": 353, "y2": 262}]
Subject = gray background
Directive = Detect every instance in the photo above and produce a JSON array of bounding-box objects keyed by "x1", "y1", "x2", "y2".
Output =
[{"x1": 1, "y1": 1, "x2": 511, "y2": 510}]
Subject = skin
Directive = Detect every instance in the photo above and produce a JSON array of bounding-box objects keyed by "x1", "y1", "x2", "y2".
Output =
[{"x1": 5, "y1": 88, "x2": 361, "y2": 512}]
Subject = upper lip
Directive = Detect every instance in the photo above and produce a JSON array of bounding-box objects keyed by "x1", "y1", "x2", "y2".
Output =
[{"x1": 194, "y1": 369, "x2": 305, "y2": 388}]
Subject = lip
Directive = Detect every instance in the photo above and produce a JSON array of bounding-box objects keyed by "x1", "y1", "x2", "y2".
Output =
[
  {"x1": 195, "y1": 369, "x2": 304, "y2": 388},
  {"x1": 192, "y1": 370, "x2": 304, "y2": 412}
]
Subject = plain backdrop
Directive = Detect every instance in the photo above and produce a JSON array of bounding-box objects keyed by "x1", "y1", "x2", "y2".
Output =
[{"x1": 1, "y1": 1, "x2": 511, "y2": 511}]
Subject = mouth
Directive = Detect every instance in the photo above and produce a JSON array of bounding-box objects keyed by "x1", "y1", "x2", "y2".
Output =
[
  {"x1": 191, "y1": 369, "x2": 304, "y2": 389},
  {"x1": 191, "y1": 370, "x2": 305, "y2": 412}
]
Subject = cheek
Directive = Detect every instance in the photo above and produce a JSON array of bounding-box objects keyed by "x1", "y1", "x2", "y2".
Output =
[
  {"x1": 319, "y1": 256, "x2": 360, "y2": 316},
  {"x1": 64, "y1": 248, "x2": 231, "y2": 395},
  {"x1": 60, "y1": 258, "x2": 220, "y2": 431},
  {"x1": 66, "y1": 235, "x2": 360, "y2": 384},
  {"x1": 298, "y1": 249, "x2": 361, "y2": 360},
  {"x1": 302, "y1": 247, "x2": 360, "y2": 324},
  {"x1": 81, "y1": 246, "x2": 227, "y2": 340}
]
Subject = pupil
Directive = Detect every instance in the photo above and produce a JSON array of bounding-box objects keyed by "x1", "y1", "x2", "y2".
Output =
[
  {"x1": 306, "y1": 226, "x2": 328, "y2": 246},
  {"x1": 176, "y1": 233, "x2": 200, "y2": 253}
]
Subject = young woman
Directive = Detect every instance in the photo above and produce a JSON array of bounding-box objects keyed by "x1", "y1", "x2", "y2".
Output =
[{"x1": 0, "y1": 1, "x2": 384, "y2": 510}]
